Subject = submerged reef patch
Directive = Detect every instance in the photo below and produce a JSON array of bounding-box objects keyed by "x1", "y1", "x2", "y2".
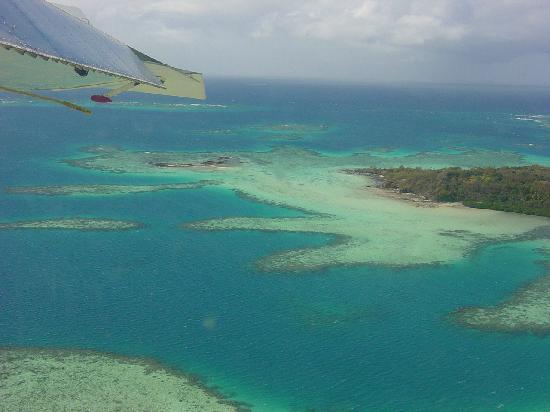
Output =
[
  {"x1": 451, "y1": 274, "x2": 550, "y2": 335},
  {"x1": 196, "y1": 123, "x2": 331, "y2": 142},
  {"x1": 65, "y1": 146, "x2": 550, "y2": 271},
  {"x1": 0, "y1": 218, "x2": 143, "y2": 231},
  {"x1": 0, "y1": 347, "x2": 245, "y2": 412},
  {"x1": 247, "y1": 123, "x2": 331, "y2": 141},
  {"x1": 296, "y1": 304, "x2": 380, "y2": 329},
  {"x1": 65, "y1": 147, "x2": 245, "y2": 174},
  {"x1": 5, "y1": 181, "x2": 215, "y2": 196}
]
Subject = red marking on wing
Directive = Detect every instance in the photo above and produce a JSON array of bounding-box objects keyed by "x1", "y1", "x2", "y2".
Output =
[{"x1": 91, "y1": 95, "x2": 112, "y2": 103}]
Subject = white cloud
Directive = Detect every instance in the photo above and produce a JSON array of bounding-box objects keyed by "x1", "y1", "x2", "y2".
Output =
[{"x1": 58, "y1": 0, "x2": 550, "y2": 85}]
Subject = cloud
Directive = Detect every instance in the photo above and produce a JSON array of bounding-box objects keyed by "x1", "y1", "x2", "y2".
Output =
[
  {"x1": 59, "y1": 0, "x2": 550, "y2": 85},
  {"x1": 268, "y1": 0, "x2": 468, "y2": 47},
  {"x1": 257, "y1": 0, "x2": 549, "y2": 57}
]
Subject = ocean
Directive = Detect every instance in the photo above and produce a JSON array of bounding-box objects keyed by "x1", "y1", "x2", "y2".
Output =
[{"x1": 1, "y1": 79, "x2": 550, "y2": 411}]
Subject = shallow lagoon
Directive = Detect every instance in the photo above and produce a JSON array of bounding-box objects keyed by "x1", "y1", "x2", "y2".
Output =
[
  {"x1": 1, "y1": 81, "x2": 550, "y2": 410},
  {"x1": 66, "y1": 144, "x2": 548, "y2": 270}
]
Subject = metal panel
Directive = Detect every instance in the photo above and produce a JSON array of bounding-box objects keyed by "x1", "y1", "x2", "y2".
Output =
[
  {"x1": 0, "y1": 0, "x2": 161, "y2": 87},
  {"x1": 0, "y1": 45, "x2": 127, "y2": 90},
  {"x1": 133, "y1": 62, "x2": 206, "y2": 100}
]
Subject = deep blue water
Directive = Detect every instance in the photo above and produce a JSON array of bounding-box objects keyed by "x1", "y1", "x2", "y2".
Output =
[{"x1": 1, "y1": 80, "x2": 550, "y2": 411}]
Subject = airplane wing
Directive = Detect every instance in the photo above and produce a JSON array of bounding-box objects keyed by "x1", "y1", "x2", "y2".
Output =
[
  {"x1": 50, "y1": 3, "x2": 90, "y2": 23},
  {"x1": 130, "y1": 48, "x2": 206, "y2": 100},
  {"x1": 0, "y1": 0, "x2": 205, "y2": 114}
]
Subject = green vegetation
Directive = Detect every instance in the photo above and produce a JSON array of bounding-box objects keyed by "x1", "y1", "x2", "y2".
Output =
[{"x1": 349, "y1": 166, "x2": 550, "y2": 217}]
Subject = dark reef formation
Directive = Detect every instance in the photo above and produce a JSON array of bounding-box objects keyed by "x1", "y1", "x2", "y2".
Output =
[
  {"x1": 5, "y1": 182, "x2": 214, "y2": 196},
  {"x1": 0, "y1": 218, "x2": 143, "y2": 231},
  {"x1": 0, "y1": 347, "x2": 249, "y2": 411},
  {"x1": 149, "y1": 156, "x2": 242, "y2": 169},
  {"x1": 451, "y1": 273, "x2": 550, "y2": 335}
]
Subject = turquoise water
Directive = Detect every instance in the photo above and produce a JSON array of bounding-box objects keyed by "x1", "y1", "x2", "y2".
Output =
[{"x1": 1, "y1": 80, "x2": 550, "y2": 410}]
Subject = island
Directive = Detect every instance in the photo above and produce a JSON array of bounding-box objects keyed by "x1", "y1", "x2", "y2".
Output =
[{"x1": 345, "y1": 166, "x2": 550, "y2": 217}]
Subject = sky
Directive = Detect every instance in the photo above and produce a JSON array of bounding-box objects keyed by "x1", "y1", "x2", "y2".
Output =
[{"x1": 62, "y1": 0, "x2": 550, "y2": 86}]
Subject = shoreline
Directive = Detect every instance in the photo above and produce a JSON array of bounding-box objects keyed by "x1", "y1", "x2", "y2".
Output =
[
  {"x1": 344, "y1": 168, "x2": 462, "y2": 208},
  {"x1": 345, "y1": 167, "x2": 550, "y2": 218}
]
